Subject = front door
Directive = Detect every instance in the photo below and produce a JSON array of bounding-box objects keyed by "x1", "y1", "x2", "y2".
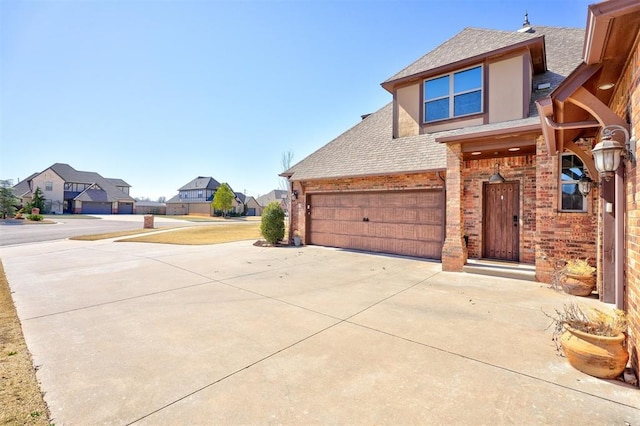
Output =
[{"x1": 483, "y1": 181, "x2": 519, "y2": 261}]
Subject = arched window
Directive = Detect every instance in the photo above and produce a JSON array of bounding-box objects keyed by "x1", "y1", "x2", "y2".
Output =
[{"x1": 561, "y1": 153, "x2": 587, "y2": 212}]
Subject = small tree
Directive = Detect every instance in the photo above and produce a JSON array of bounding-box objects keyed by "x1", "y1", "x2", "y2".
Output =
[
  {"x1": 29, "y1": 186, "x2": 46, "y2": 213},
  {"x1": 212, "y1": 183, "x2": 235, "y2": 217},
  {"x1": 260, "y1": 201, "x2": 285, "y2": 244},
  {"x1": 0, "y1": 179, "x2": 18, "y2": 219}
]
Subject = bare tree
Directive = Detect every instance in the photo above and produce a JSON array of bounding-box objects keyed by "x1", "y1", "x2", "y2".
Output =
[{"x1": 279, "y1": 151, "x2": 294, "y2": 191}]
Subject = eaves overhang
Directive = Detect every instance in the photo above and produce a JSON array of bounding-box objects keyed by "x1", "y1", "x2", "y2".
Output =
[{"x1": 381, "y1": 37, "x2": 546, "y2": 93}]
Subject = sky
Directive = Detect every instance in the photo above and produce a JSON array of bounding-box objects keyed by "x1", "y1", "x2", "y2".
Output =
[{"x1": 1, "y1": 0, "x2": 595, "y2": 200}]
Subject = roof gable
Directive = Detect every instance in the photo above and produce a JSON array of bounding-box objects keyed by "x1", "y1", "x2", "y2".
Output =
[
  {"x1": 178, "y1": 176, "x2": 220, "y2": 191},
  {"x1": 383, "y1": 28, "x2": 543, "y2": 88}
]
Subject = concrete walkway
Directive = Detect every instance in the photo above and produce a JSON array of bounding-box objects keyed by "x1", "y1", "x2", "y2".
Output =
[{"x1": 1, "y1": 239, "x2": 638, "y2": 425}]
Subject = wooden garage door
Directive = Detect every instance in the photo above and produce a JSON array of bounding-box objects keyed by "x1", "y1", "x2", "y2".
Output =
[{"x1": 308, "y1": 190, "x2": 444, "y2": 259}]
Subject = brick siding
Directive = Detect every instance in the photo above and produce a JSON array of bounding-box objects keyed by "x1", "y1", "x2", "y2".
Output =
[
  {"x1": 610, "y1": 34, "x2": 640, "y2": 375},
  {"x1": 534, "y1": 137, "x2": 598, "y2": 283}
]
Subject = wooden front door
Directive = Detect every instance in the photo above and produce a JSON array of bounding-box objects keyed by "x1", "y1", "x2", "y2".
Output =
[{"x1": 483, "y1": 181, "x2": 519, "y2": 261}]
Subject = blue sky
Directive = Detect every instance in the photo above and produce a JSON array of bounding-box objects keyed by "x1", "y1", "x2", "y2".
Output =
[{"x1": 1, "y1": 0, "x2": 593, "y2": 200}]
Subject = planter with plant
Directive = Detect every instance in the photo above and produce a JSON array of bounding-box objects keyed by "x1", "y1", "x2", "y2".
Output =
[
  {"x1": 293, "y1": 230, "x2": 301, "y2": 247},
  {"x1": 561, "y1": 259, "x2": 596, "y2": 296},
  {"x1": 547, "y1": 302, "x2": 628, "y2": 379}
]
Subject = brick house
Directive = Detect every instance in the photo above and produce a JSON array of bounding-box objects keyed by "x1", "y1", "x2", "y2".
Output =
[
  {"x1": 283, "y1": 0, "x2": 640, "y2": 377},
  {"x1": 13, "y1": 163, "x2": 135, "y2": 214},
  {"x1": 284, "y1": 22, "x2": 589, "y2": 263}
]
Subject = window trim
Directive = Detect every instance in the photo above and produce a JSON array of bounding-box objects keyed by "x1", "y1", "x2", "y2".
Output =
[
  {"x1": 423, "y1": 65, "x2": 484, "y2": 123},
  {"x1": 559, "y1": 153, "x2": 588, "y2": 213}
]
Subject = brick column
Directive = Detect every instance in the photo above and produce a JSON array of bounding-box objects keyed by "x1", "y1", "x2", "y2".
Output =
[{"x1": 442, "y1": 143, "x2": 467, "y2": 271}]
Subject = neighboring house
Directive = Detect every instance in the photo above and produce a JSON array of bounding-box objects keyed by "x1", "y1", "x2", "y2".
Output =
[
  {"x1": 11, "y1": 173, "x2": 38, "y2": 207},
  {"x1": 256, "y1": 190, "x2": 289, "y2": 214},
  {"x1": 284, "y1": 1, "x2": 640, "y2": 378},
  {"x1": 166, "y1": 176, "x2": 220, "y2": 216},
  {"x1": 244, "y1": 196, "x2": 262, "y2": 216},
  {"x1": 135, "y1": 201, "x2": 167, "y2": 215},
  {"x1": 13, "y1": 163, "x2": 135, "y2": 214}
]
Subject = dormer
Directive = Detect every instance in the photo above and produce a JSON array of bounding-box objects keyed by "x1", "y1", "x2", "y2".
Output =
[{"x1": 381, "y1": 27, "x2": 548, "y2": 138}]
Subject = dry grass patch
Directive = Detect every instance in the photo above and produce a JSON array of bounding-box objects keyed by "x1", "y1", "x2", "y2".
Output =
[
  {"x1": 0, "y1": 261, "x2": 50, "y2": 425},
  {"x1": 118, "y1": 223, "x2": 262, "y2": 245},
  {"x1": 70, "y1": 227, "x2": 173, "y2": 241}
]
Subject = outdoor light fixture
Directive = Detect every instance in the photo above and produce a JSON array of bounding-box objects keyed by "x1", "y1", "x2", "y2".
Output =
[
  {"x1": 488, "y1": 163, "x2": 505, "y2": 184},
  {"x1": 592, "y1": 125, "x2": 635, "y2": 181},
  {"x1": 291, "y1": 190, "x2": 299, "y2": 201},
  {"x1": 578, "y1": 175, "x2": 594, "y2": 197}
]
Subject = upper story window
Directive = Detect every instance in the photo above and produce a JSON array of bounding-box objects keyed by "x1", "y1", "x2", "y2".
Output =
[
  {"x1": 45, "y1": 181, "x2": 53, "y2": 191},
  {"x1": 424, "y1": 66, "x2": 483, "y2": 123},
  {"x1": 198, "y1": 190, "x2": 203, "y2": 198},
  {"x1": 561, "y1": 153, "x2": 587, "y2": 212}
]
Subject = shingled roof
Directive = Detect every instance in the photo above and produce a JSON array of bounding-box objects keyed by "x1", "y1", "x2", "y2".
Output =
[
  {"x1": 384, "y1": 27, "x2": 544, "y2": 85},
  {"x1": 285, "y1": 26, "x2": 584, "y2": 182},
  {"x1": 46, "y1": 163, "x2": 134, "y2": 202},
  {"x1": 284, "y1": 103, "x2": 447, "y2": 181}
]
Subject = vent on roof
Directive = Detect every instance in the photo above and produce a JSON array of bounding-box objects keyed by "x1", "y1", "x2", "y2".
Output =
[
  {"x1": 517, "y1": 11, "x2": 534, "y2": 33},
  {"x1": 361, "y1": 113, "x2": 372, "y2": 120}
]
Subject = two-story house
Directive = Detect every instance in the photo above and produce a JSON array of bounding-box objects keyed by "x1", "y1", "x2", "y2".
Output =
[
  {"x1": 13, "y1": 163, "x2": 135, "y2": 214},
  {"x1": 284, "y1": 1, "x2": 640, "y2": 377},
  {"x1": 166, "y1": 176, "x2": 221, "y2": 216},
  {"x1": 283, "y1": 22, "x2": 590, "y2": 274}
]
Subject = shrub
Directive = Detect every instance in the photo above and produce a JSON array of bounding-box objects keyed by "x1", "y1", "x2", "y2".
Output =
[
  {"x1": 26, "y1": 214, "x2": 43, "y2": 221},
  {"x1": 260, "y1": 201, "x2": 285, "y2": 244}
]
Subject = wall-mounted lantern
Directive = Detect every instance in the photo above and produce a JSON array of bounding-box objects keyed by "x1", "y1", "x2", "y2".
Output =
[
  {"x1": 578, "y1": 175, "x2": 594, "y2": 196},
  {"x1": 291, "y1": 190, "x2": 299, "y2": 201},
  {"x1": 488, "y1": 163, "x2": 505, "y2": 184},
  {"x1": 592, "y1": 125, "x2": 635, "y2": 181}
]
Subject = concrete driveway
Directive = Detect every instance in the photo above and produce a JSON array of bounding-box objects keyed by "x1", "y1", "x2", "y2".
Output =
[{"x1": 1, "y1": 239, "x2": 638, "y2": 425}]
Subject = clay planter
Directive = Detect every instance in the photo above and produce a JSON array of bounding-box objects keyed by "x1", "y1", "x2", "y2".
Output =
[
  {"x1": 560, "y1": 326, "x2": 629, "y2": 379},
  {"x1": 562, "y1": 273, "x2": 595, "y2": 296}
]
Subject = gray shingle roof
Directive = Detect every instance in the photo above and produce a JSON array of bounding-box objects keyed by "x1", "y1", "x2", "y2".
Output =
[
  {"x1": 47, "y1": 163, "x2": 135, "y2": 202},
  {"x1": 384, "y1": 27, "x2": 543, "y2": 84},
  {"x1": 286, "y1": 25, "x2": 585, "y2": 182},
  {"x1": 256, "y1": 190, "x2": 288, "y2": 207},
  {"x1": 285, "y1": 103, "x2": 447, "y2": 181},
  {"x1": 177, "y1": 176, "x2": 220, "y2": 191}
]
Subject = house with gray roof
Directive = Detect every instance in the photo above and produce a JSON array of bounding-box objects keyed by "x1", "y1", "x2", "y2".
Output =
[
  {"x1": 166, "y1": 177, "x2": 247, "y2": 216},
  {"x1": 166, "y1": 176, "x2": 221, "y2": 216},
  {"x1": 13, "y1": 163, "x2": 135, "y2": 214},
  {"x1": 283, "y1": 19, "x2": 600, "y2": 280},
  {"x1": 256, "y1": 190, "x2": 289, "y2": 215}
]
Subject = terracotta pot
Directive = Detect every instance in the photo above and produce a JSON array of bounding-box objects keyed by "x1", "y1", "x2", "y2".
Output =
[
  {"x1": 560, "y1": 326, "x2": 629, "y2": 379},
  {"x1": 561, "y1": 277, "x2": 594, "y2": 296}
]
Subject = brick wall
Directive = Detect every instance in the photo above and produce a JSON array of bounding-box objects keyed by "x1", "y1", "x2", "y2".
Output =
[
  {"x1": 290, "y1": 172, "x2": 444, "y2": 243},
  {"x1": 461, "y1": 155, "x2": 536, "y2": 263},
  {"x1": 611, "y1": 33, "x2": 640, "y2": 375},
  {"x1": 535, "y1": 136, "x2": 598, "y2": 283},
  {"x1": 442, "y1": 143, "x2": 467, "y2": 271}
]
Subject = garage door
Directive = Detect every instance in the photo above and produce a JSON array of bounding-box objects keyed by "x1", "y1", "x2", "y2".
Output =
[
  {"x1": 308, "y1": 190, "x2": 444, "y2": 259},
  {"x1": 82, "y1": 202, "x2": 112, "y2": 214},
  {"x1": 118, "y1": 202, "x2": 134, "y2": 214}
]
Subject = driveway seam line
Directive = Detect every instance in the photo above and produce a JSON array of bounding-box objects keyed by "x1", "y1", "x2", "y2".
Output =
[
  {"x1": 126, "y1": 271, "x2": 441, "y2": 424},
  {"x1": 346, "y1": 320, "x2": 640, "y2": 411}
]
